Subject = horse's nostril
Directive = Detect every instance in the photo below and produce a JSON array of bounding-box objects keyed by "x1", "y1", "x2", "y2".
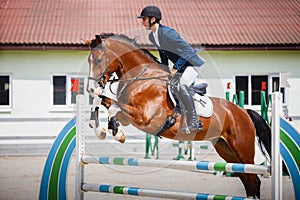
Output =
[{"x1": 90, "y1": 88, "x2": 94, "y2": 93}]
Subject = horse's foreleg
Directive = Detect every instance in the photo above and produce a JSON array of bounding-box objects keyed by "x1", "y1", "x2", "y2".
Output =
[
  {"x1": 89, "y1": 96, "x2": 107, "y2": 140},
  {"x1": 100, "y1": 95, "x2": 115, "y2": 109},
  {"x1": 103, "y1": 101, "x2": 126, "y2": 143},
  {"x1": 89, "y1": 96, "x2": 125, "y2": 143},
  {"x1": 90, "y1": 95, "x2": 114, "y2": 127}
]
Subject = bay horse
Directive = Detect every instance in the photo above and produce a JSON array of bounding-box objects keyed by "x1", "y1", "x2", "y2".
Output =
[{"x1": 83, "y1": 33, "x2": 272, "y2": 198}]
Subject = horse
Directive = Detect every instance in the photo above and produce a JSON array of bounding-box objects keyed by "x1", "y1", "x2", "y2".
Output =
[{"x1": 83, "y1": 33, "x2": 272, "y2": 198}]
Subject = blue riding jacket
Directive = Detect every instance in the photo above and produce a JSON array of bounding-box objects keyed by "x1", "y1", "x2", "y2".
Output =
[{"x1": 149, "y1": 24, "x2": 205, "y2": 72}]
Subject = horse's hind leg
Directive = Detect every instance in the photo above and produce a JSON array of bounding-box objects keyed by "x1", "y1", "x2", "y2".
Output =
[{"x1": 213, "y1": 137, "x2": 261, "y2": 198}]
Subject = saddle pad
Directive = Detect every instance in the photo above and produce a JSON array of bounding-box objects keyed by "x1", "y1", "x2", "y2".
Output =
[
  {"x1": 193, "y1": 93, "x2": 213, "y2": 118},
  {"x1": 168, "y1": 87, "x2": 213, "y2": 118}
]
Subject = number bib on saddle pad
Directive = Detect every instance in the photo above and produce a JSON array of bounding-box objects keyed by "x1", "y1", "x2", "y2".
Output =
[{"x1": 193, "y1": 93, "x2": 213, "y2": 118}]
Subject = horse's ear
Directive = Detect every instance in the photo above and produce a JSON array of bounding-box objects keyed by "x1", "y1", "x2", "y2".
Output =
[
  {"x1": 95, "y1": 35, "x2": 102, "y2": 44},
  {"x1": 82, "y1": 39, "x2": 91, "y2": 46}
]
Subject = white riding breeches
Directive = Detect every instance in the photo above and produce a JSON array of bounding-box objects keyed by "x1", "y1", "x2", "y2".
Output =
[{"x1": 180, "y1": 66, "x2": 201, "y2": 86}]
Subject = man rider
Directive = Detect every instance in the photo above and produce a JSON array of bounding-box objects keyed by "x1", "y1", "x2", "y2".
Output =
[{"x1": 138, "y1": 5, "x2": 205, "y2": 133}]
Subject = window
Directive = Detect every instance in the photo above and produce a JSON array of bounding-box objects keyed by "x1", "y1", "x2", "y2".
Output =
[
  {"x1": 52, "y1": 75, "x2": 90, "y2": 108},
  {"x1": 0, "y1": 75, "x2": 11, "y2": 108},
  {"x1": 235, "y1": 74, "x2": 285, "y2": 106},
  {"x1": 53, "y1": 76, "x2": 66, "y2": 105},
  {"x1": 235, "y1": 76, "x2": 249, "y2": 105},
  {"x1": 251, "y1": 75, "x2": 268, "y2": 105}
]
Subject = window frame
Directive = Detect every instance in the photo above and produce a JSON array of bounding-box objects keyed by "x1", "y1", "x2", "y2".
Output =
[
  {"x1": 0, "y1": 73, "x2": 12, "y2": 111},
  {"x1": 269, "y1": 74, "x2": 287, "y2": 105},
  {"x1": 234, "y1": 73, "x2": 288, "y2": 109},
  {"x1": 250, "y1": 75, "x2": 269, "y2": 106},
  {"x1": 50, "y1": 74, "x2": 90, "y2": 111}
]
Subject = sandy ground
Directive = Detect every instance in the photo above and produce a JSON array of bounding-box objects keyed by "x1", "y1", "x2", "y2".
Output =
[{"x1": 0, "y1": 155, "x2": 295, "y2": 200}]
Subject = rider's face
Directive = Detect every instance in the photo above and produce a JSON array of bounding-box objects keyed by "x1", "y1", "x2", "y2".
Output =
[{"x1": 140, "y1": 17, "x2": 151, "y2": 30}]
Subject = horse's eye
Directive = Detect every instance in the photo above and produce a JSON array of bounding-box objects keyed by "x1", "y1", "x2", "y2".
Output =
[{"x1": 94, "y1": 59, "x2": 102, "y2": 65}]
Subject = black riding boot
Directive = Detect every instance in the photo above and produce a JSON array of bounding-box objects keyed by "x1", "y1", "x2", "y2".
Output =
[{"x1": 178, "y1": 84, "x2": 202, "y2": 133}]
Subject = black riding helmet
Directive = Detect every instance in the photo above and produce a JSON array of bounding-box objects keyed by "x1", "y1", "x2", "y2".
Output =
[{"x1": 137, "y1": 6, "x2": 162, "y2": 25}]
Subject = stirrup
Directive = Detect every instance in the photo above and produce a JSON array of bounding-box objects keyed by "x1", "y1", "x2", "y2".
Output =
[{"x1": 180, "y1": 119, "x2": 202, "y2": 134}]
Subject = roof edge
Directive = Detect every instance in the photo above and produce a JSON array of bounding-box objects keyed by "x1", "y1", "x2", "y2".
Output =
[
  {"x1": 0, "y1": 44, "x2": 89, "y2": 50},
  {"x1": 1, "y1": 43, "x2": 299, "y2": 51},
  {"x1": 200, "y1": 44, "x2": 300, "y2": 51}
]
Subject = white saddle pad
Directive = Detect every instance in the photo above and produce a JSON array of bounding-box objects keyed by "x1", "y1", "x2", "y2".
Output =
[
  {"x1": 193, "y1": 93, "x2": 213, "y2": 118},
  {"x1": 168, "y1": 88, "x2": 213, "y2": 118}
]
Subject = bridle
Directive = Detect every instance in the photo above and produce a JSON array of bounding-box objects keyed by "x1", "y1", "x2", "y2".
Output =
[
  {"x1": 88, "y1": 43, "x2": 115, "y2": 89},
  {"x1": 88, "y1": 41, "x2": 170, "y2": 96}
]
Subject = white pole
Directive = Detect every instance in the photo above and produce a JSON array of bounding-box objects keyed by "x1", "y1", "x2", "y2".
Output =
[
  {"x1": 271, "y1": 92, "x2": 282, "y2": 200},
  {"x1": 75, "y1": 95, "x2": 86, "y2": 200}
]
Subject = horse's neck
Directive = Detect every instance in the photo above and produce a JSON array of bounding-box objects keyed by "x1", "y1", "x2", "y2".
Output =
[
  {"x1": 109, "y1": 43, "x2": 153, "y2": 76},
  {"x1": 118, "y1": 56, "x2": 152, "y2": 79}
]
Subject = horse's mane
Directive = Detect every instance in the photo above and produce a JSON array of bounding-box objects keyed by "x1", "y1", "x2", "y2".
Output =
[{"x1": 92, "y1": 33, "x2": 170, "y2": 72}]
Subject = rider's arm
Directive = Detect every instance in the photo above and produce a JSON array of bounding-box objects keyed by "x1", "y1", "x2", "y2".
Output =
[
  {"x1": 165, "y1": 28, "x2": 204, "y2": 71},
  {"x1": 158, "y1": 49, "x2": 169, "y2": 66}
]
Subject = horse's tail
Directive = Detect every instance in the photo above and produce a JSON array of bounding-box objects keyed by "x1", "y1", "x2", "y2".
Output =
[
  {"x1": 246, "y1": 109, "x2": 271, "y2": 159},
  {"x1": 246, "y1": 109, "x2": 289, "y2": 175}
]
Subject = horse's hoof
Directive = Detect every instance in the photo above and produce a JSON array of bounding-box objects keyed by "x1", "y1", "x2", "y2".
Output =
[
  {"x1": 95, "y1": 128, "x2": 106, "y2": 140},
  {"x1": 114, "y1": 130, "x2": 126, "y2": 143}
]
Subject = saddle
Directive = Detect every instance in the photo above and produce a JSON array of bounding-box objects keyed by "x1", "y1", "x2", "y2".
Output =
[
  {"x1": 168, "y1": 73, "x2": 212, "y2": 118},
  {"x1": 168, "y1": 72, "x2": 207, "y2": 99},
  {"x1": 154, "y1": 73, "x2": 212, "y2": 137}
]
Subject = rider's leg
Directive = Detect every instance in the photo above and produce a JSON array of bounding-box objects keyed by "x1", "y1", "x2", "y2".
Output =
[
  {"x1": 178, "y1": 67, "x2": 202, "y2": 133},
  {"x1": 180, "y1": 66, "x2": 199, "y2": 86}
]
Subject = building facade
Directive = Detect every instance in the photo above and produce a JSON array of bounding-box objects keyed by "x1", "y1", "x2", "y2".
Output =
[{"x1": 1, "y1": 48, "x2": 299, "y2": 140}]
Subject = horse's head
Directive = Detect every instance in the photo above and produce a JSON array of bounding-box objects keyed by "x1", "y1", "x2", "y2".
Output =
[
  {"x1": 84, "y1": 33, "x2": 164, "y2": 98},
  {"x1": 84, "y1": 34, "x2": 120, "y2": 97}
]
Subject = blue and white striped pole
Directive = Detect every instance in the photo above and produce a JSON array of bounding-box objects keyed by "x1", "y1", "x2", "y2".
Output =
[
  {"x1": 82, "y1": 156, "x2": 270, "y2": 175},
  {"x1": 82, "y1": 183, "x2": 252, "y2": 200}
]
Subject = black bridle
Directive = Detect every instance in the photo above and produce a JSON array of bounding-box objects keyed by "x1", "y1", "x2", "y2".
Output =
[
  {"x1": 88, "y1": 41, "x2": 170, "y2": 96},
  {"x1": 88, "y1": 43, "x2": 112, "y2": 89}
]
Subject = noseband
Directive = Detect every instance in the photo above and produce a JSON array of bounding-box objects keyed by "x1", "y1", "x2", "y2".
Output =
[{"x1": 88, "y1": 44, "x2": 112, "y2": 89}]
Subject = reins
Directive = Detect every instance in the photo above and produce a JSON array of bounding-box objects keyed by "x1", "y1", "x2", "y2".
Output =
[
  {"x1": 108, "y1": 74, "x2": 170, "y2": 83},
  {"x1": 116, "y1": 60, "x2": 171, "y2": 98},
  {"x1": 107, "y1": 71, "x2": 170, "y2": 96},
  {"x1": 89, "y1": 39, "x2": 170, "y2": 97}
]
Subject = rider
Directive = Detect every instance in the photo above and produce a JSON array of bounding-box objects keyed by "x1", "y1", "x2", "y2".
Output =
[{"x1": 138, "y1": 5, "x2": 205, "y2": 133}]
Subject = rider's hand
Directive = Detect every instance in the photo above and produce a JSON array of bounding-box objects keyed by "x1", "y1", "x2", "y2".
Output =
[{"x1": 170, "y1": 67, "x2": 178, "y2": 74}]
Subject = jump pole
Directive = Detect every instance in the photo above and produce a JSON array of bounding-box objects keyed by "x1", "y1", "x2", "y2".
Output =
[
  {"x1": 75, "y1": 95, "x2": 86, "y2": 200},
  {"x1": 271, "y1": 92, "x2": 282, "y2": 200},
  {"x1": 74, "y1": 95, "x2": 260, "y2": 200},
  {"x1": 271, "y1": 92, "x2": 300, "y2": 200},
  {"x1": 81, "y1": 156, "x2": 270, "y2": 175},
  {"x1": 39, "y1": 93, "x2": 299, "y2": 199}
]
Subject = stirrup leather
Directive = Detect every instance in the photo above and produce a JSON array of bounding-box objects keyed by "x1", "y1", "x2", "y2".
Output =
[{"x1": 155, "y1": 110, "x2": 180, "y2": 138}]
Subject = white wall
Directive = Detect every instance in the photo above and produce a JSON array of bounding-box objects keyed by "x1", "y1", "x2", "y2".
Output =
[
  {"x1": 199, "y1": 50, "x2": 300, "y2": 118},
  {"x1": 0, "y1": 49, "x2": 299, "y2": 138},
  {"x1": 0, "y1": 50, "x2": 89, "y2": 137},
  {"x1": 200, "y1": 50, "x2": 300, "y2": 78},
  {"x1": 0, "y1": 50, "x2": 89, "y2": 117}
]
